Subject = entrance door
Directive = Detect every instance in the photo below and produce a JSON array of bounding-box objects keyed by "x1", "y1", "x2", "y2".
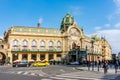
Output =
[
  {"x1": 22, "y1": 54, "x2": 28, "y2": 60},
  {"x1": 71, "y1": 55, "x2": 76, "y2": 62},
  {"x1": 0, "y1": 52, "x2": 6, "y2": 65}
]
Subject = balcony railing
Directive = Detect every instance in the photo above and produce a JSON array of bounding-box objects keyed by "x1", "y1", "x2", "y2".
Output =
[{"x1": 11, "y1": 48, "x2": 62, "y2": 52}]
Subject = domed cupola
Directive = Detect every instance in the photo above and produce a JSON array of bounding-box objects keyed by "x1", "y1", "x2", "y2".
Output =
[{"x1": 60, "y1": 13, "x2": 74, "y2": 33}]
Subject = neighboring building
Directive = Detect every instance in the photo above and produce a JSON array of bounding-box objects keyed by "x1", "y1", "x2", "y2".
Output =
[
  {"x1": 0, "y1": 38, "x2": 8, "y2": 63},
  {"x1": 1, "y1": 13, "x2": 111, "y2": 63},
  {"x1": 111, "y1": 54, "x2": 117, "y2": 61},
  {"x1": 118, "y1": 52, "x2": 120, "y2": 60}
]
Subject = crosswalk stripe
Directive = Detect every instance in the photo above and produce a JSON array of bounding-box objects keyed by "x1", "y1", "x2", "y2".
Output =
[
  {"x1": 30, "y1": 73, "x2": 36, "y2": 76},
  {"x1": 50, "y1": 76, "x2": 79, "y2": 80},
  {"x1": 17, "y1": 71, "x2": 23, "y2": 74},
  {"x1": 10, "y1": 71, "x2": 15, "y2": 74},
  {"x1": 51, "y1": 76, "x2": 107, "y2": 80},
  {"x1": 41, "y1": 79, "x2": 52, "y2": 80},
  {"x1": 38, "y1": 73, "x2": 44, "y2": 76},
  {"x1": 60, "y1": 69, "x2": 65, "y2": 72},
  {"x1": 23, "y1": 72, "x2": 29, "y2": 75}
]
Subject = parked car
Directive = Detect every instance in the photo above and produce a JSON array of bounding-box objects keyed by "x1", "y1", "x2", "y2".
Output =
[
  {"x1": 33, "y1": 61, "x2": 50, "y2": 67},
  {"x1": 12, "y1": 60, "x2": 30, "y2": 67}
]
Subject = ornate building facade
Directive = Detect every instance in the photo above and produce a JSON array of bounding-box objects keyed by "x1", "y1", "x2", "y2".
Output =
[{"x1": 0, "y1": 13, "x2": 111, "y2": 63}]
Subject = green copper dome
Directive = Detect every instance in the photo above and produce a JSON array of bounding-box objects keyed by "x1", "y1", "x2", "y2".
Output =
[{"x1": 60, "y1": 13, "x2": 74, "y2": 32}]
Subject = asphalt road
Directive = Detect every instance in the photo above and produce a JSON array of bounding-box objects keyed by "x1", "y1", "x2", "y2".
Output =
[
  {"x1": 0, "y1": 65, "x2": 120, "y2": 80},
  {"x1": 0, "y1": 73, "x2": 42, "y2": 80}
]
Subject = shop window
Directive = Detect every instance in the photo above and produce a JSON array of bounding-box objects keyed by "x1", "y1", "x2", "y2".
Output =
[
  {"x1": 49, "y1": 54, "x2": 53, "y2": 60},
  {"x1": 12, "y1": 54, "x2": 18, "y2": 61},
  {"x1": 22, "y1": 54, "x2": 28, "y2": 60},
  {"x1": 40, "y1": 54, "x2": 45, "y2": 61},
  {"x1": 57, "y1": 54, "x2": 61, "y2": 58},
  {"x1": 31, "y1": 54, "x2": 36, "y2": 60},
  {"x1": 57, "y1": 54, "x2": 61, "y2": 61}
]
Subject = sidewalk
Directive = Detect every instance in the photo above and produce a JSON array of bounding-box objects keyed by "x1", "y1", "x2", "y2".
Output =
[
  {"x1": 0, "y1": 64, "x2": 12, "y2": 67},
  {"x1": 76, "y1": 66, "x2": 120, "y2": 73},
  {"x1": 75, "y1": 66, "x2": 120, "y2": 80}
]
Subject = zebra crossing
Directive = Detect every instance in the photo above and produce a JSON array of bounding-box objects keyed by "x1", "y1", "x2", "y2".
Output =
[
  {"x1": 49, "y1": 72, "x2": 101, "y2": 80},
  {"x1": 2, "y1": 70, "x2": 48, "y2": 77},
  {"x1": 47, "y1": 71, "x2": 116, "y2": 80}
]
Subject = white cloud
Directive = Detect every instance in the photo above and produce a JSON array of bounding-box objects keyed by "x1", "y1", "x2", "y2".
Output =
[
  {"x1": 113, "y1": 0, "x2": 120, "y2": 7},
  {"x1": 96, "y1": 29, "x2": 120, "y2": 54},
  {"x1": 94, "y1": 26, "x2": 101, "y2": 31},
  {"x1": 39, "y1": 18, "x2": 43, "y2": 23},
  {"x1": 114, "y1": 22, "x2": 120, "y2": 28},
  {"x1": 113, "y1": 0, "x2": 120, "y2": 15},
  {"x1": 108, "y1": 0, "x2": 120, "y2": 20},
  {"x1": 104, "y1": 24, "x2": 111, "y2": 28}
]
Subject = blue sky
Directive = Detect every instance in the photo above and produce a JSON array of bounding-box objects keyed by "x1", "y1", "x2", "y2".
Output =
[{"x1": 0, "y1": 0, "x2": 120, "y2": 54}]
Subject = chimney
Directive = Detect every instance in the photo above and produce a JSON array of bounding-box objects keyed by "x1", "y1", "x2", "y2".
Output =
[{"x1": 38, "y1": 23, "x2": 40, "y2": 29}]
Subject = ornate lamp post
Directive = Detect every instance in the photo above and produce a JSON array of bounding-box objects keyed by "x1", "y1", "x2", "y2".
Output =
[{"x1": 91, "y1": 39, "x2": 94, "y2": 71}]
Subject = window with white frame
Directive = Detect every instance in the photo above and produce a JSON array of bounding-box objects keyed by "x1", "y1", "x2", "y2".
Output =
[
  {"x1": 13, "y1": 39, "x2": 18, "y2": 47},
  {"x1": 23, "y1": 40, "x2": 28, "y2": 50},
  {"x1": 32, "y1": 40, "x2": 37, "y2": 49},
  {"x1": 57, "y1": 41, "x2": 61, "y2": 49},
  {"x1": 40, "y1": 40, "x2": 45, "y2": 49},
  {"x1": 49, "y1": 41, "x2": 54, "y2": 49},
  {"x1": 12, "y1": 39, "x2": 19, "y2": 49}
]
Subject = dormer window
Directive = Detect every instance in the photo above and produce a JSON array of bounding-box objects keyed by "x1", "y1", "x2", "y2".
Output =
[{"x1": 66, "y1": 17, "x2": 69, "y2": 22}]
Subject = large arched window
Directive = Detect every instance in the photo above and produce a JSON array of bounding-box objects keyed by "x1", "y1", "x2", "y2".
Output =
[
  {"x1": 23, "y1": 40, "x2": 28, "y2": 50},
  {"x1": 40, "y1": 40, "x2": 45, "y2": 49},
  {"x1": 32, "y1": 40, "x2": 37, "y2": 49},
  {"x1": 57, "y1": 41, "x2": 61, "y2": 49},
  {"x1": 49, "y1": 41, "x2": 54, "y2": 49},
  {"x1": 12, "y1": 39, "x2": 18, "y2": 47}
]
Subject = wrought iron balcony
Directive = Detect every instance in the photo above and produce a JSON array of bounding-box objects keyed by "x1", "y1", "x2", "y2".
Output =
[{"x1": 11, "y1": 48, "x2": 62, "y2": 52}]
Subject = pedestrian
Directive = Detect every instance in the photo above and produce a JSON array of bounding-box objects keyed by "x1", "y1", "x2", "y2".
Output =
[
  {"x1": 114, "y1": 58, "x2": 119, "y2": 73},
  {"x1": 98, "y1": 60, "x2": 101, "y2": 71},
  {"x1": 103, "y1": 60, "x2": 108, "y2": 74},
  {"x1": 88, "y1": 60, "x2": 91, "y2": 71}
]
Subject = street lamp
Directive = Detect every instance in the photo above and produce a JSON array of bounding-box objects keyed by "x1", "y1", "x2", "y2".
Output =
[{"x1": 91, "y1": 39, "x2": 94, "y2": 71}]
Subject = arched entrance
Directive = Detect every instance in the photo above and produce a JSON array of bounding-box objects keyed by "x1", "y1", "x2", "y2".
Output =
[{"x1": 0, "y1": 52, "x2": 6, "y2": 65}]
